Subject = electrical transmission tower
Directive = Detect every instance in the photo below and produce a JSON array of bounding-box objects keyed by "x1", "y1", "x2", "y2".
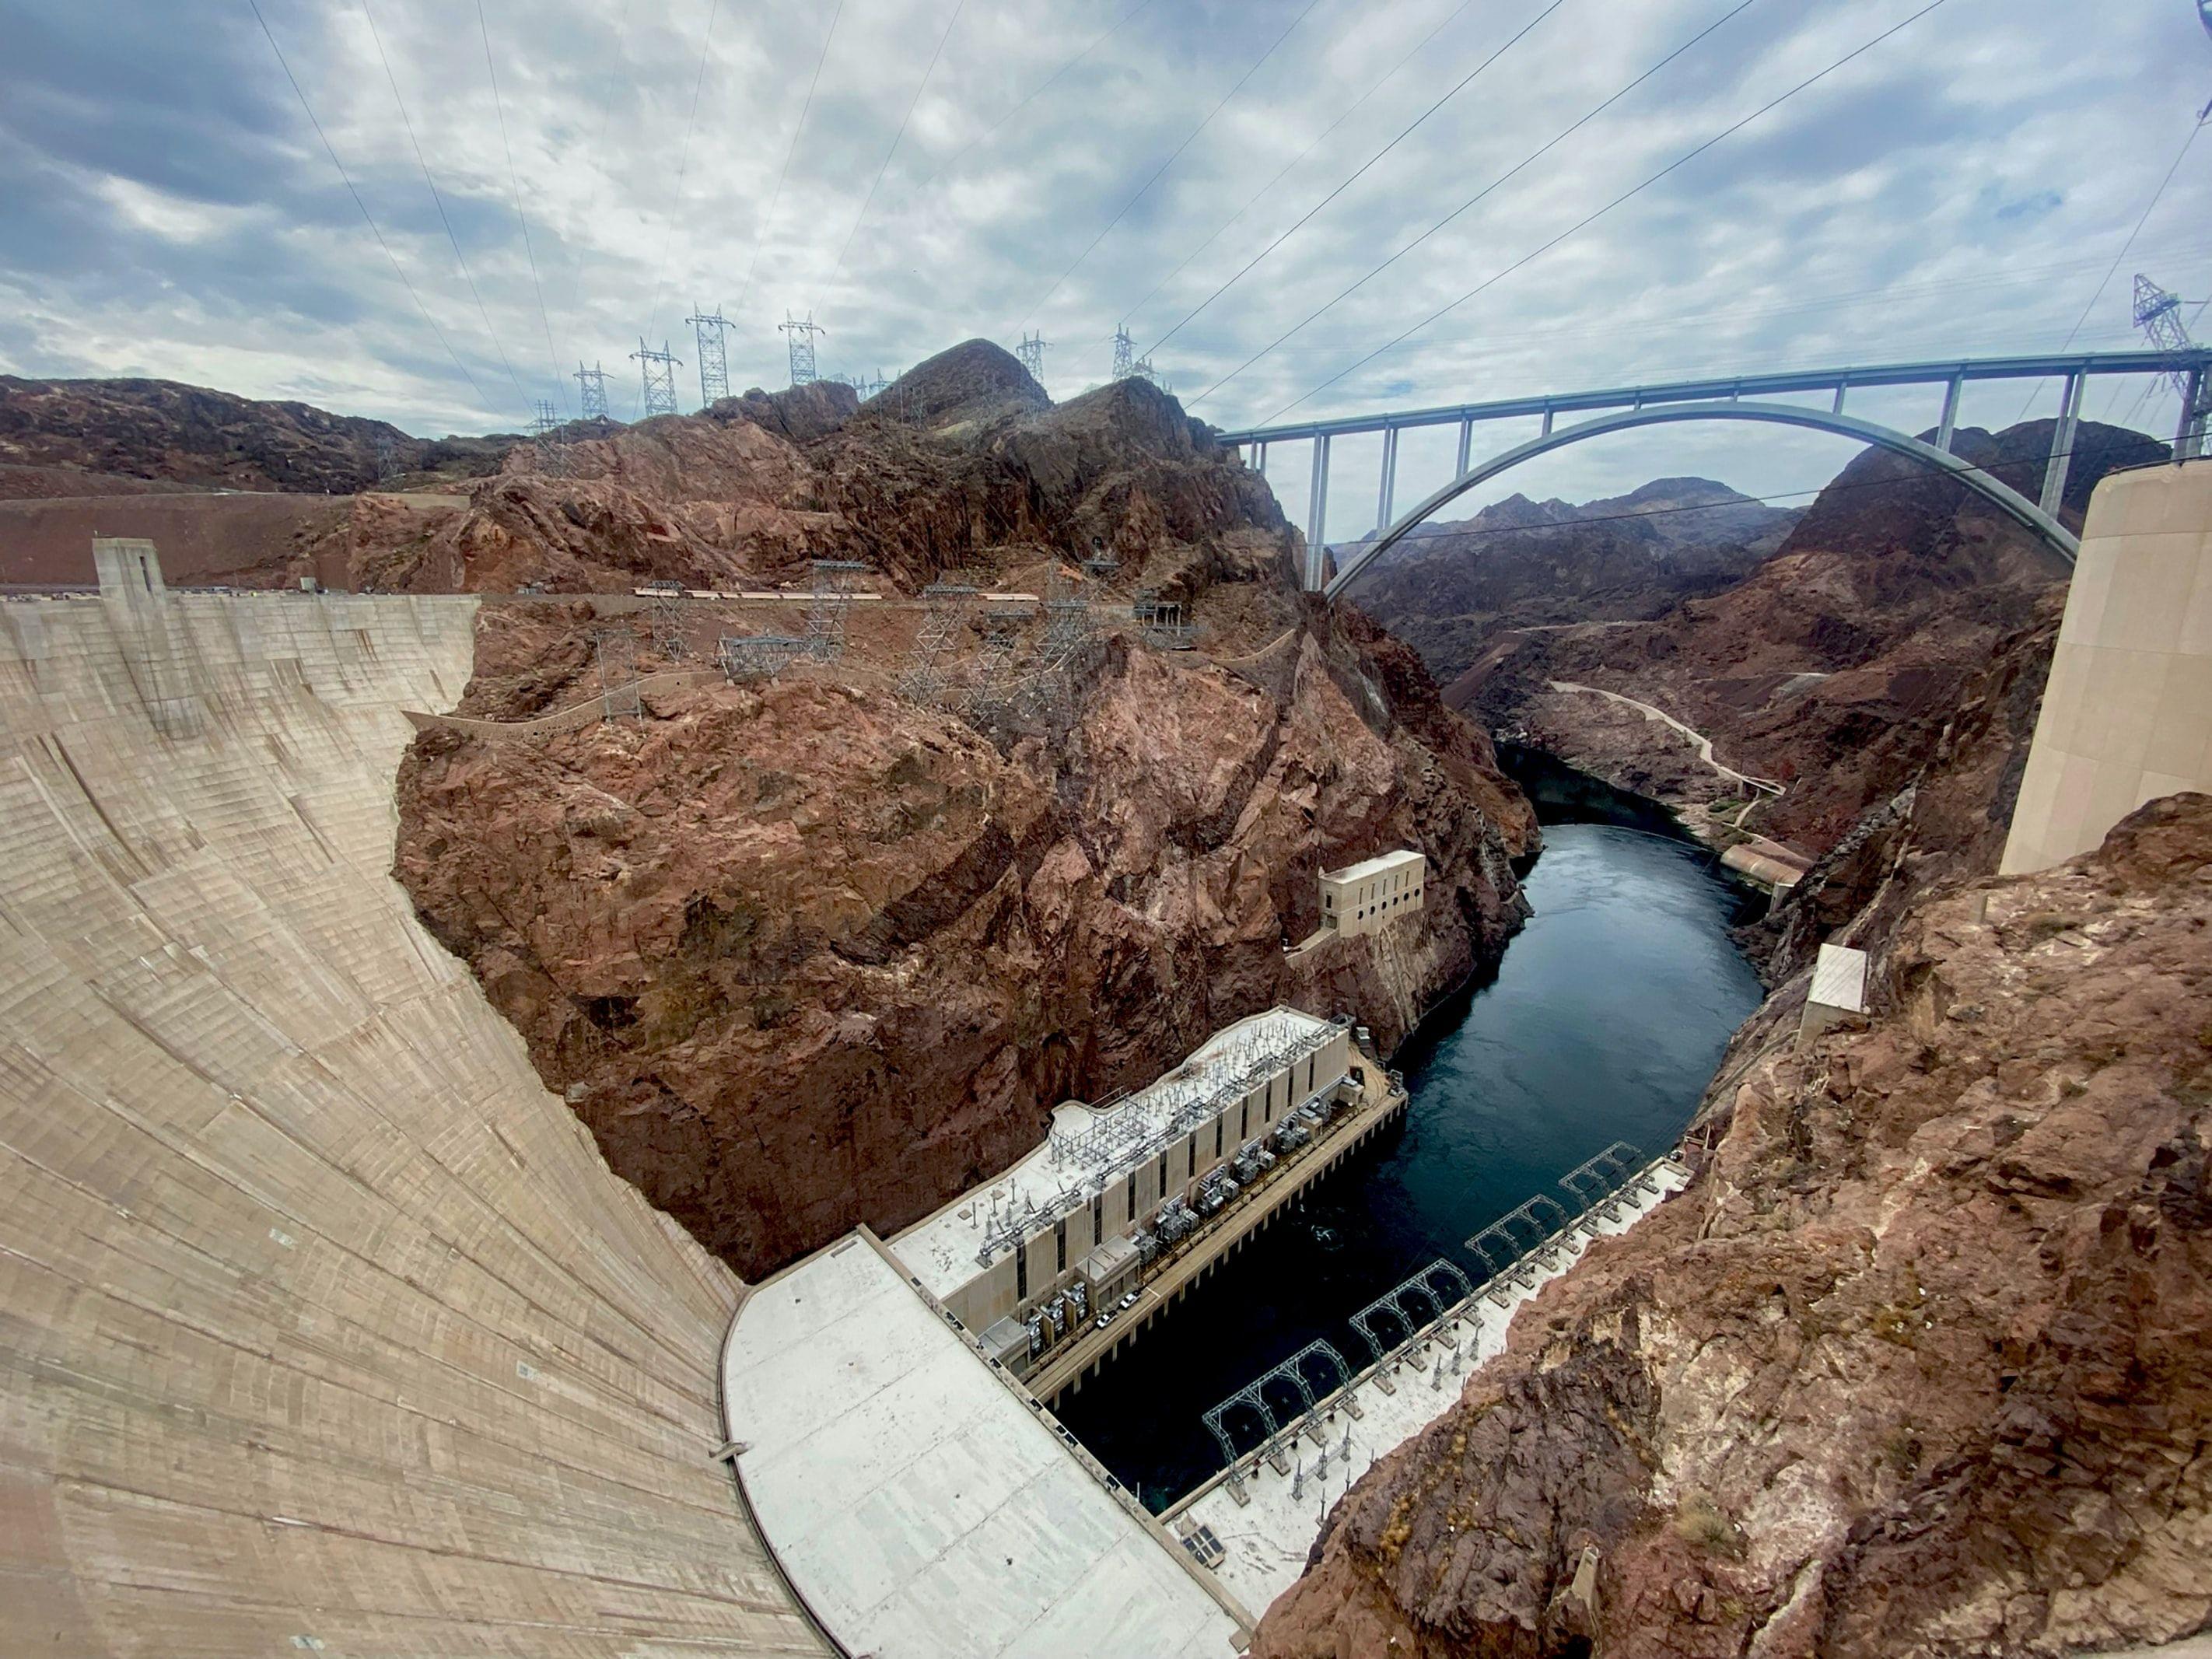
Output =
[
  {"x1": 780, "y1": 313, "x2": 826, "y2": 386},
  {"x1": 632, "y1": 338, "x2": 683, "y2": 418},
  {"x1": 594, "y1": 628, "x2": 640, "y2": 720},
  {"x1": 574, "y1": 361, "x2": 611, "y2": 423},
  {"x1": 641, "y1": 579, "x2": 688, "y2": 660},
  {"x1": 687, "y1": 306, "x2": 733, "y2": 407},
  {"x1": 1016, "y1": 331, "x2": 1048, "y2": 383},
  {"x1": 804, "y1": 558, "x2": 869, "y2": 660},
  {"x1": 1112, "y1": 326, "x2": 1136, "y2": 381},
  {"x1": 2133, "y1": 274, "x2": 2210, "y2": 456},
  {"x1": 530, "y1": 400, "x2": 568, "y2": 477},
  {"x1": 373, "y1": 433, "x2": 398, "y2": 485},
  {"x1": 898, "y1": 579, "x2": 977, "y2": 705}
]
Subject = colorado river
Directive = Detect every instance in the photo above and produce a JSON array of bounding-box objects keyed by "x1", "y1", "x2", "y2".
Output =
[{"x1": 1055, "y1": 817, "x2": 1766, "y2": 1508}]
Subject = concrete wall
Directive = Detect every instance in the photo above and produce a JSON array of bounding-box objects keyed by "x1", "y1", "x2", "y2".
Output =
[
  {"x1": 2004, "y1": 460, "x2": 2212, "y2": 875},
  {"x1": 0, "y1": 571, "x2": 820, "y2": 1654}
]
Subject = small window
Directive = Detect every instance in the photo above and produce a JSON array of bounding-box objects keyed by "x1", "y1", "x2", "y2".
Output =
[
  {"x1": 1214, "y1": 1117, "x2": 1223, "y2": 1158},
  {"x1": 1092, "y1": 1193, "x2": 1104, "y2": 1243},
  {"x1": 1017, "y1": 1242, "x2": 1028, "y2": 1300},
  {"x1": 1126, "y1": 1171, "x2": 1137, "y2": 1222},
  {"x1": 1186, "y1": 1131, "x2": 1198, "y2": 1179},
  {"x1": 1055, "y1": 1218, "x2": 1067, "y2": 1273}
]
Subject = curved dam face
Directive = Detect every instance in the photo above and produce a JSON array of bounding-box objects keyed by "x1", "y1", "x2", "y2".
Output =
[{"x1": 0, "y1": 561, "x2": 819, "y2": 1653}]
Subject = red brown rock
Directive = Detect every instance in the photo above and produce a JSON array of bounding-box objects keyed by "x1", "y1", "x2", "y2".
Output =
[{"x1": 1253, "y1": 793, "x2": 2212, "y2": 1659}]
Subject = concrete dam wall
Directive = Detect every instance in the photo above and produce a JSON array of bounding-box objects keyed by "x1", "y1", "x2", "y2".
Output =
[{"x1": 0, "y1": 569, "x2": 821, "y2": 1654}]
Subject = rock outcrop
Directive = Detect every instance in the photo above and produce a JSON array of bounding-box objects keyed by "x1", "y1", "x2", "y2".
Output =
[
  {"x1": 1359, "y1": 478, "x2": 1800, "y2": 684},
  {"x1": 393, "y1": 343, "x2": 1536, "y2": 1276},
  {"x1": 1253, "y1": 791, "x2": 2212, "y2": 1659},
  {"x1": 0, "y1": 373, "x2": 513, "y2": 492},
  {"x1": 1448, "y1": 421, "x2": 2165, "y2": 861}
]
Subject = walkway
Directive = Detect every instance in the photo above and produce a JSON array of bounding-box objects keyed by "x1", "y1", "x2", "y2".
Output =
[{"x1": 1164, "y1": 1160, "x2": 1689, "y2": 1617}]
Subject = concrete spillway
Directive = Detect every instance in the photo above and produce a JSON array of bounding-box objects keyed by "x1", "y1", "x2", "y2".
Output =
[{"x1": 0, "y1": 559, "x2": 821, "y2": 1654}]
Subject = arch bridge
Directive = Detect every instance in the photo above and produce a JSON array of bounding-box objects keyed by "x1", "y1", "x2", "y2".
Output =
[{"x1": 1211, "y1": 348, "x2": 2212, "y2": 597}]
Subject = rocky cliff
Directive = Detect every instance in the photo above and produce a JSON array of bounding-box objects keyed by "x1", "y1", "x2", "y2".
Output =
[
  {"x1": 393, "y1": 342, "x2": 1536, "y2": 1276},
  {"x1": 1448, "y1": 421, "x2": 2164, "y2": 862},
  {"x1": 1359, "y1": 478, "x2": 1799, "y2": 684},
  {"x1": 1253, "y1": 790, "x2": 2212, "y2": 1659},
  {"x1": 0, "y1": 373, "x2": 515, "y2": 494}
]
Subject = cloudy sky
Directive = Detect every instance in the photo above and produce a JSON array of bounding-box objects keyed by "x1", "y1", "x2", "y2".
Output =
[{"x1": 5, "y1": 0, "x2": 2210, "y2": 524}]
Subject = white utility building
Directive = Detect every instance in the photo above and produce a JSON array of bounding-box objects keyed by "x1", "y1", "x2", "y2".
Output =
[{"x1": 1319, "y1": 849, "x2": 1426, "y2": 938}]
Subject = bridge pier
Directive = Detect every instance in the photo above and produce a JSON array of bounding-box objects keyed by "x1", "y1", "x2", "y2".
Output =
[
  {"x1": 1936, "y1": 373, "x2": 1962, "y2": 453},
  {"x1": 1304, "y1": 435, "x2": 1332, "y2": 591},
  {"x1": 1375, "y1": 428, "x2": 1398, "y2": 531},
  {"x1": 2040, "y1": 371, "x2": 2084, "y2": 516}
]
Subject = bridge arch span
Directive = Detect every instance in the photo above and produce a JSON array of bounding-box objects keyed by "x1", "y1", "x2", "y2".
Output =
[{"x1": 1321, "y1": 399, "x2": 2081, "y2": 602}]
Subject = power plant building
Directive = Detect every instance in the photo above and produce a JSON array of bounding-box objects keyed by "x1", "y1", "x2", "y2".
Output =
[
  {"x1": 893, "y1": 1006, "x2": 1353, "y2": 1377},
  {"x1": 1320, "y1": 849, "x2": 1426, "y2": 937}
]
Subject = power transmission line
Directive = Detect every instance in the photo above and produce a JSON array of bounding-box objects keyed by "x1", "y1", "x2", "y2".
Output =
[
  {"x1": 641, "y1": 0, "x2": 724, "y2": 389},
  {"x1": 1251, "y1": 0, "x2": 1951, "y2": 424},
  {"x1": 1116, "y1": 0, "x2": 1479, "y2": 339},
  {"x1": 358, "y1": 0, "x2": 527, "y2": 406},
  {"x1": 1018, "y1": 0, "x2": 1333, "y2": 329},
  {"x1": 733, "y1": 0, "x2": 847, "y2": 321},
  {"x1": 828, "y1": 0, "x2": 970, "y2": 284},
  {"x1": 2015, "y1": 112, "x2": 2207, "y2": 422},
  {"x1": 1183, "y1": 0, "x2": 1760, "y2": 400},
  {"x1": 559, "y1": 0, "x2": 636, "y2": 377},
  {"x1": 1143, "y1": 0, "x2": 1567, "y2": 357},
  {"x1": 906, "y1": 0, "x2": 1165, "y2": 198},
  {"x1": 246, "y1": 0, "x2": 493, "y2": 411},
  {"x1": 478, "y1": 0, "x2": 565, "y2": 414}
]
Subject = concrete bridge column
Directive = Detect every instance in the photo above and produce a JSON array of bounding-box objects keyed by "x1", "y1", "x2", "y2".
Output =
[
  {"x1": 1454, "y1": 417, "x2": 1473, "y2": 478},
  {"x1": 2040, "y1": 371, "x2": 2085, "y2": 516},
  {"x1": 1304, "y1": 435, "x2": 1332, "y2": 591},
  {"x1": 1375, "y1": 427, "x2": 1399, "y2": 532},
  {"x1": 1936, "y1": 373, "x2": 1963, "y2": 452}
]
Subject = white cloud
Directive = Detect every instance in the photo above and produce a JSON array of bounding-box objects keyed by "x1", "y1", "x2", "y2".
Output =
[{"x1": 1, "y1": 0, "x2": 2206, "y2": 502}]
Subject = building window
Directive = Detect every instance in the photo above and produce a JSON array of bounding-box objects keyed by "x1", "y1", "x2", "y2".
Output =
[
  {"x1": 1092, "y1": 1193, "x2": 1104, "y2": 1244},
  {"x1": 1017, "y1": 1241, "x2": 1028, "y2": 1301},
  {"x1": 1186, "y1": 1131, "x2": 1198, "y2": 1179},
  {"x1": 1215, "y1": 1117, "x2": 1223, "y2": 1159},
  {"x1": 1126, "y1": 1171, "x2": 1137, "y2": 1222},
  {"x1": 1157, "y1": 1150, "x2": 1169, "y2": 1198},
  {"x1": 1055, "y1": 1218, "x2": 1066, "y2": 1273},
  {"x1": 1306, "y1": 1056, "x2": 1315, "y2": 1094},
  {"x1": 1240, "y1": 1100, "x2": 1248, "y2": 1141}
]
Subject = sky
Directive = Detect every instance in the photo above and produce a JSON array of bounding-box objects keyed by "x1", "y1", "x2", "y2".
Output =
[{"x1": 4, "y1": 0, "x2": 2210, "y2": 528}]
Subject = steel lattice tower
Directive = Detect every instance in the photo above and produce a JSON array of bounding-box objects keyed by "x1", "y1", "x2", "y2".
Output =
[
  {"x1": 686, "y1": 306, "x2": 733, "y2": 408},
  {"x1": 2134, "y1": 273, "x2": 2210, "y2": 456},
  {"x1": 1112, "y1": 326, "x2": 1136, "y2": 381},
  {"x1": 631, "y1": 338, "x2": 683, "y2": 418},
  {"x1": 780, "y1": 313, "x2": 826, "y2": 387},
  {"x1": 804, "y1": 558, "x2": 869, "y2": 660},
  {"x1": 1016, "y1": 331, "x2": 1048, "y2": 383},
  {"x1": 529, "y1": 400, "x2": 568, "y2": 477},
  {"x1": 573, "y1": 361, "x2": 611, "y2": 423}
]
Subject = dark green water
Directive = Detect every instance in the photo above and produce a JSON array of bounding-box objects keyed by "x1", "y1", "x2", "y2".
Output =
[{"x1": 1054, "y1": 817, "x2": 1766, "y2": 1509}]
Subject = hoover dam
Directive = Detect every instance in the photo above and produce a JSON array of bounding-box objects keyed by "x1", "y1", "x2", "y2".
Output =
[{"x1": 0, "y1": 551, "x2": 827, "y2": 1654}]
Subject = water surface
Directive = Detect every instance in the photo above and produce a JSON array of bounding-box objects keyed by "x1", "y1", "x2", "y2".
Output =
[{"x1": 1055, "y1": 821, "x2": 1764, "y2": 1508}]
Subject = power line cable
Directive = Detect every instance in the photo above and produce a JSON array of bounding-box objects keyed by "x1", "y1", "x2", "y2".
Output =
[
  {"x1": 828, "y1": 0, "x2": 970, "y2": 284},
  {"x1": 1176, "y1": 0, "x2": 1757, "y2": 394},
  {"x1": 1144, "y1": 0, "x2": 1566, "y2": 357},
  {"x1": 357, "y1": 0, "x2": 527, "y2": 406},
  {"x1": 907, "y1": 0, "x2": 1164, "y2": 198},
  {"x1": 1116, "y1": 0, "x2": 1479, "y2": 339},
  {"x1": 246, "y1": 0, "x2": 493, "y2": 412},
  {"x1": 2017, "y1": 112, "x2": 2206, "y2": 422},
  {"x1": 640, "y1": 0, "x2": 723, "y2": 400},
  {"x1": 560, "y1": 0, "x2": 635, "y2": 366},
  {"x1": 733, "y1": 0, "x2": 846, "y2": 321},
  {"x1": 1250, "y1": 0, "x2": 1950, "y2": 424},
  {"x1": 478, "y1": 0, "x2": 566, "y2": 415},
  {"x1": 1018, "y1": 0, "x2": 1333, "y2": 330}
]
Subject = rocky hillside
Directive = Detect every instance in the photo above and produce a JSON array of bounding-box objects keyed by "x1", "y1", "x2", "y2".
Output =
[
  {"x1": 1450, "y1": 420, "x2": 2164, "y2": 861},
  {"x1": 393, "y1": 341, "x2": 1538, "y2": 1277},
  {"x1": 1253, "y1": 790, "x2": 2212, "y2": 1659},
  {"x1": 0, "y1": 373, "x2": 513, "y2": 494},
  {"x1": 1357, "y1": 478, "x2": 1799, "y2": 683}
]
